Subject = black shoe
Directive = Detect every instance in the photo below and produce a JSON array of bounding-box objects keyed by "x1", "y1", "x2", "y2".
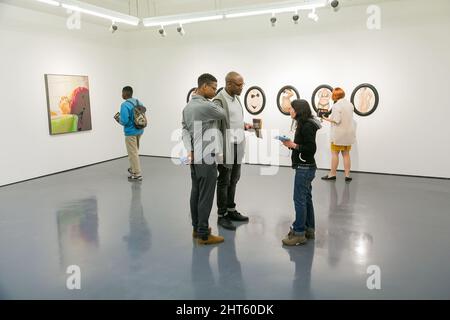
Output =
[
  {"x1": 218, "y1": 216, "x2": 236, "y2": 231},
  {"x1": 345, "y1": 177, "x2": 353, "y2": 182},
  {"x1": 227, "y1": 210, "x2": 249, "y2": 222},
  {"x1": 321, "y1": 175, "x2": 336, "y2": 181}
]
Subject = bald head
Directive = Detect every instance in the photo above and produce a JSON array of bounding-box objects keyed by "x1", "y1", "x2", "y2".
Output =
[{"x1": 225, "y1": 71, "x2": 244, "y2": 96}]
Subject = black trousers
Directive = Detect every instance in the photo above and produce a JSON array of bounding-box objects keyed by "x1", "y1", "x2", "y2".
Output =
[
  {"x1": 217, "y1": 144, "x2": 241, "y2": 216},
  {"x1": 190, "y1": 163, "x2": 217, "y2": 238}
]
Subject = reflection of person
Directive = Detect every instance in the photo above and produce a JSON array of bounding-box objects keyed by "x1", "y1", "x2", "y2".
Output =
[
  {"x1": 280, "y1": 93, "x2": 321, "y2": 246},
  {"x1": 356, "y1": 87, "x2": 374, "y2": 113},
  {"x1": 119, "y1": 86, "x2": 145, "y2": 181},
  {"x1": 327, "y1": 182, "x2": 373, "y2": 266},
  {"x1": 191, "y1": 246, "x2": 217, "y2": 299},
  {"x1": 182, "y1": 74, "x2": 227, "y2": 245},
  {"x1": 285, "y1": 244, "x2": 315, "y2": 299},
  {"x1": 123, "y1": 183, "x2": 151, "y2": 261},
  {"x1": 321, "y1": 88, "x2": 356, "y2": 182},
  {"x1": 214, "y1": 72, "x2": 252, "y2": 231},
  {"x1": 217, "y1": 229, "x2": 246, "y2": 299}
]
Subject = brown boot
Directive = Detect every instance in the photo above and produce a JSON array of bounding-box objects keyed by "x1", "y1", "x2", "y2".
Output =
[
  {"x1": 193, "y1": 227, "x2": 212, "y2": 239},
  {"x1": 282, "y1": 230, "x2": 307, "y2": 246},
  {"x1": 197, "y1": 234, "x2": 224, "y2": 245},
  {"x1": 305, "y1": 228, "x2": 315, "y2": 240}
]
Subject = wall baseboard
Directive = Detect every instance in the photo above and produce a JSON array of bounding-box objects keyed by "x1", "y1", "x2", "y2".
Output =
[
  {"x1": 2, "y1": 154, "x2": 447, "y2": 188},
  {"x1": 0, "y1": 156, "x2": 128, "y2": 188},
  {"x1": 141, "y1": 155, "x2": 450, "y2": 180}
]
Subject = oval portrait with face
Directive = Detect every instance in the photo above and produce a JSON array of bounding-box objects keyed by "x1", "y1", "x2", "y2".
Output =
[
  {"x1": 277, "y1": 85, "x2": 300, "y2": 116},
  {"x1": 311, "y1": 84, "x2": 333, "y2": 118},
  {"x1": 186, "y1": 87, "x2": 197, "y2": 103},
  {"x1": 351, "y1": 83, "x2": 379, "y2": 116},
  {"x1": 244, "y1": 86, "x2": 266, "y2": 115}
]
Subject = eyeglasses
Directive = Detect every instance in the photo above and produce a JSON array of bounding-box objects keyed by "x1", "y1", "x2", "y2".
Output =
[{"x1": 231, "y1": 82, "x2": 245, "y2": 88}]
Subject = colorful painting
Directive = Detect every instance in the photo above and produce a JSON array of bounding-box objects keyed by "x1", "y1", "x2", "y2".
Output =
[
  {"x1": 45, "y1": 74, "x2": 92, "y2": 135},
  {"x1": 244, "y1": 86, "x2": 266, "y2": 115}
]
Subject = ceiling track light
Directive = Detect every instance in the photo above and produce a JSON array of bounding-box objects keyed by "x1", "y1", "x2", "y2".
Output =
[
  {"x1": 330, "y1": 0, "x2": 340, "y2": 12},
  {"x1": 270, "y1": 13, "x2": 277, "y2": 27},
  {"x1": 292, "y1": 10, "x2": 300, "y2": 24},
  {"x1": 177, "y1": 24, "x2": 185, "y2": 36},
  {"x1": 158, "y1": 26, "x2": 166, "y2": 37},
  {"x1": 110, "y1": 21, "x2": 118, "y2": 33}
]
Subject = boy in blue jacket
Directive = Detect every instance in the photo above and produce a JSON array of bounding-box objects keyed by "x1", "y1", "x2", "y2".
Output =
[{"x1": 120, "y1": 86, "x2": 144, "y2": 181}]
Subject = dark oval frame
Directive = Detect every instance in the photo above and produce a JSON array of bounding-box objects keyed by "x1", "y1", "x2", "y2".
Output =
[
  {"x1": 311, "y1": 84, "x2": 334, "y2": 115},
  {"x1": 350, "y1": 83, "x2": 379, "y2": 117},
  {"x1": 244, "y1": 86, "x2": 266, "y2": 115},
  {"x1": 277, "y1": 85, "x2": 300, "y2": 116},
  {"x1": 186, "y1": 87, "x2": 197, "y2": 103}
]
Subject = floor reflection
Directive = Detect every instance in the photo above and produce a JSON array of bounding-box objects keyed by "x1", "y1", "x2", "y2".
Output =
[
  {"x1": 123, "y1": 183, "x2": 151, "y2": 269},
  {"x1": 56, "y1": 197, "x2": 99, "y2": 269},
  {"x1": 326, "y1": 181, "x2": 373, "y2": 266}
]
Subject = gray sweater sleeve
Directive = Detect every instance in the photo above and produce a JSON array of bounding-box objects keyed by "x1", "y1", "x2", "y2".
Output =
[
  {"x1": 199, "y1": 101, "x2": 226, "y2": 121},
  {"x1": 181, "y1": 111, "x2": 192, "y2": 152}
]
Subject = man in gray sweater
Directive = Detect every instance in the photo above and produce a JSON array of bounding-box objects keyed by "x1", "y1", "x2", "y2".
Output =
[
  {"x1": 213, "y1": 72, "x2": 253, "y2": 231},
  {"x1": 182, "y1": 73, "x2": 227, "y2": 245}
]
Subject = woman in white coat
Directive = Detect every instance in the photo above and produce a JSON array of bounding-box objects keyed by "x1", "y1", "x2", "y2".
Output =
[{"x1": 321, "y1": 88, "x2": 356, "y2": 182}]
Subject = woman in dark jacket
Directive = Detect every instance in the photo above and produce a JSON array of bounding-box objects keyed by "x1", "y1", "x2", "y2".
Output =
[{"x1": 281, "y1": 94, "x2": 321, "y2": 246}]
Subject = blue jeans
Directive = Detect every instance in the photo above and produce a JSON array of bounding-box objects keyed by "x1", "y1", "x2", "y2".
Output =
[{"x1": 292, "y1": 166, "x2": 316, "y2": 235}]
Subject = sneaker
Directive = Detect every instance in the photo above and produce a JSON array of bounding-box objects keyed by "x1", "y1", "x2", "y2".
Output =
[
  {"x1": 218, "y1": 216, "x2": 236, "y2": 230},
  {"x1": 193, "y1": 227, "x2": 212, "y2": 239},
  {"x1": 198, "y1": 234, "x2": 225, "y2": 245},
  {"x1": 128, "y1": 175, "x2": 143, "y2": 181},
  {"x1": 305, "y1": 228, "x2": 315, "y2": 240},
  {"x1": 227, "y1": 210, "x2": 249, "y2": 222},
  {"x1": 282, "y1": 230, "x2": 307, "y2": 246},
  {"x1": 321, "y1": 175, "x2": 336, "y2": 181},
  {"x1": 127, "y1": 168, "x2": 133, "y2": 174}
]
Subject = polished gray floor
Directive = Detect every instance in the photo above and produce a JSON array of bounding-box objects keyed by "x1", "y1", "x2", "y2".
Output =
[{"x1": 0, "y1": 157, "x2": 449, "y2": 300}]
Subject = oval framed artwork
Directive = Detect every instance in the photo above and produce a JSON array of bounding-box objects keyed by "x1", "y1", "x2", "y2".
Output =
[
  {"x1": 186, "y1": 87, "x2": 197, "y2": 103},
  {"x1": 351, "y1": 83, "x2": 379, "y2": 116},
  {"x1": 277, "y1": 85, "x2": 300, "y2": 116},
  {"x1": 244, "y1": 86, "x2": 266, "y2": 115},
  {"x1": 311, "y1": 84, "x2": 333, "y2": 118}
]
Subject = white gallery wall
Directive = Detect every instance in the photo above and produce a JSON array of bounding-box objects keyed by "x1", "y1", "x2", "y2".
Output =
[
  {"x1": 130, "y1": 0, "x2": 450, "y2": 178},
  {"x1": 0, "y1": 3, "x2": 132, "y2": 186},
  {"x1": 1, "y1": 0, "x2": 449, "y2": 186}
]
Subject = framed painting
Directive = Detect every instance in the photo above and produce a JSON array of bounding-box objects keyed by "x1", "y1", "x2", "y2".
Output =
[
  {"x1": 311, "y1": 84, "x2": 333, "y2": 118},
  {"x1": 244, "y1": 86, "x2": 266, "y2": 115},
  {"x1": 45, "y1": 74, "x2": 92, "y2": 135},
  {"x1": 351, "y1": 83, "x2": 379, "y2": 116},
  {"x1": 277, "y1": 85, "x2": 300, "y2": 116}
]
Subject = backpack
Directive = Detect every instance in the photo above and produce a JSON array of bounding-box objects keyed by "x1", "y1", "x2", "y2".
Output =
[{"x1": 128, "y1": 99, "x2": 148, "y2": 129}]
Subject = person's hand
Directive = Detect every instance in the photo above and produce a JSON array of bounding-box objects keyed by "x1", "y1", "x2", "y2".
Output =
[
  {"x1": 244, "y1": 123, "x2": 253, "y2": 130},
  {"x1": 188, "y1": 151, "x2": 194, "y2": 163},
  {"x1": 282, "y1": 141, "x2": 297, "y2": 149},
  {"x1": 284, "y1": 89, "x2": 294, "y2": 99}
]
